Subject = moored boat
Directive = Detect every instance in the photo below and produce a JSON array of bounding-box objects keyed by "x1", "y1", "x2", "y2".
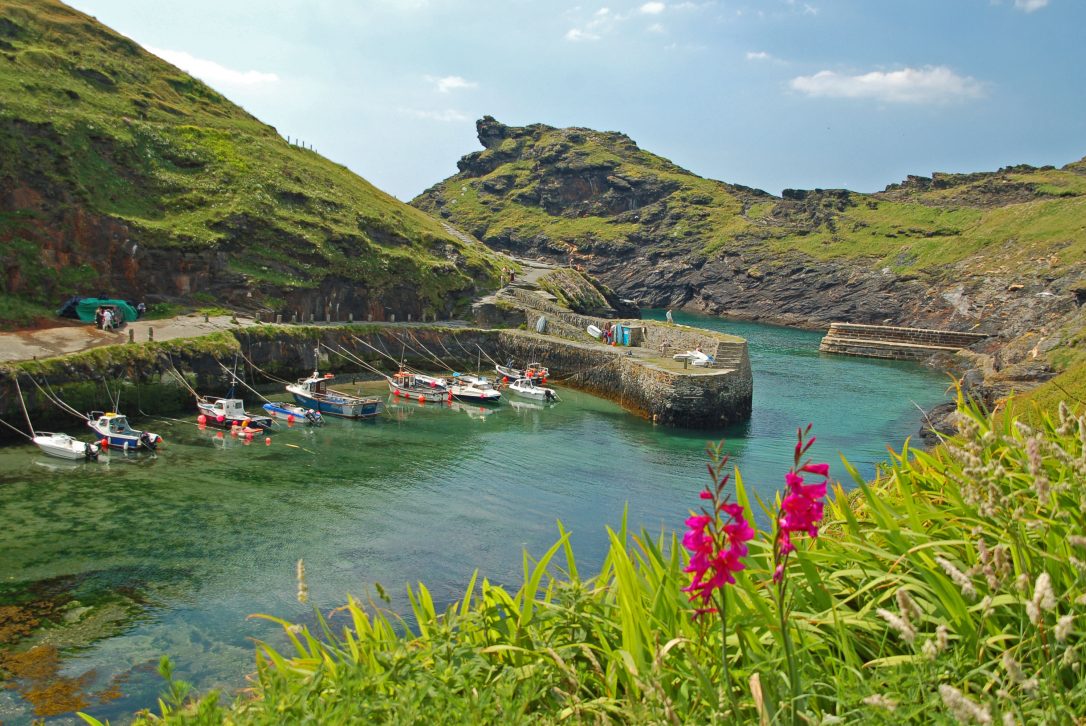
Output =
[
  {"x1": 87, "y1": 411, "x2": 162, "y2": 451},
  {"x1": 287, "y1": 370, "x2": 384, "y2": 418},
  {"x1": 32, "y1": 432, "x2": 100, "y2": 461},
  {"x1": 495, "y1": 361, "x2": 549, "y2": 383},
  {"x1": 262, "y1": 401, "x2": 324, "y2": 425},
  {"x1": 449, "y1": 373, "x2": 501, "y2": 403},
  {"x1": 506, "y1": 377, "x2": 559, "y2": 402},
  {"x1": 197, "y1": 396, "x2": 274, "y2": 431},
  {"x1": 388, "y1": 371, "x2": 450, "y2": 403},
  {"x1": 672, "y1": 349, "x2": 715, "y2": 367}
]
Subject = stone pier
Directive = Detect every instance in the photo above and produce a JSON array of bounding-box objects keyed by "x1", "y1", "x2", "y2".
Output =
[{"x1": 819, "y1": 322, "x2": 988, "y2": 360}]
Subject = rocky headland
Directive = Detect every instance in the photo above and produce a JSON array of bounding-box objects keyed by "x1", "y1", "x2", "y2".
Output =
[{"x1": 414, "y1": 117, "x2": 1086, "y2": 408}]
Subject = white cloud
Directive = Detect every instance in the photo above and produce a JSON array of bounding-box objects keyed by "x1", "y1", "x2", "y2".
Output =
[
  {"x1": 1014, "y1": 0, "x2": 1048, "y2": 11},
  {"x1": 426, "y1": 75, "x2": 478, "y2": 93},
  {"x1": 640, "y1": 1, "x2": 666, "y2": 14},
  {"x1": 401, "y1": 108, "x2": 470, "y2": 122},
  {"x1": 790, "y1": 66, "x2": 985, "y2": 104},
  {"x1": 565, "y1": 27, "x2": 601, "y2": 41},
  {"x1": 647, "y1": 22, "x2": 665, "y2": 32},
  {"x1": 746, "y1": 50, "x2": 772, "y2": 61},
  {"x1": 145, "y1": 45, "x2": 279, "y2": 88}
]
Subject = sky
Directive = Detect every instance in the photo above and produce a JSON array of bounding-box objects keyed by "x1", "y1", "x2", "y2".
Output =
[{"x1": 67, "y1": 0, "x2": 1086, "y2": 201}]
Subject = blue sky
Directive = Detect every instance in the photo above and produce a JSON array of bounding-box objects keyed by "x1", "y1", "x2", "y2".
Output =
[{"x1": 69, "y1": 0, "x2": 1086, "y2": 201}]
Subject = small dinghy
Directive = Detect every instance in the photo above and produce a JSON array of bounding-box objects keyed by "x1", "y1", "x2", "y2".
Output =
[
  {"x1": 449, "y1": 373, "x2": 501, "y2": 403},
  {"x1": 506, "y1": 377, "x2": 560, "y2": 402},
  {"x1": 197, "y1": 396, "x2": 274, "y2": 431},
  {"x1": 33, "y1": 432, "x2": 100, "y2": 461},
  {"x1": 673, "y1": 349, "x2": 715, "y2": 367},
  {"x1": 262, "y1": 402, "x2": 323, "y2": 425},
  {"x1": 87, "y1": 412, "x2": 162, "y2": 451},
  {"x1": 587, "y1": 324, "x2": 602, "y2": 339}
]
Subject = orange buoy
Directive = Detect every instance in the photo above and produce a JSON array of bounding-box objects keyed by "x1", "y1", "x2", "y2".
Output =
[
  {"x1": 418, "y1": 395, "x2": 425, "y2": 403},
  {"x1": 447, "y1": 393, "x2": 453, "y2": 402},
  {"x1": 503, "y1": 376, "x2": 509, "y2": 383},
  {"x1": 286, "y1": 414, "x2": 294, "y2": 423},
  {"x1": 100, "y1": 439, "x2": 108, "y2": 448}
]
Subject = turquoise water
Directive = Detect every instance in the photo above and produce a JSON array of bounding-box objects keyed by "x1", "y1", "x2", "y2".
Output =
[{"x1": 0, "y1": 315, "x2": 949, "y2": 723}]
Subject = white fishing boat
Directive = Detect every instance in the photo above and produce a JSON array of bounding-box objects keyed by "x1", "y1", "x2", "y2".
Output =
[
  {"x1": 587, "y1": 324, "x2": 602, "y2": 339},
  {"x1": 32, "y1": 432, "x2": 100, "y2": 461},
  {"x1": 506, "y1": 377, "x2": 559, "y2": 402},
  {"x1": 197, "y1": 396, "x2": 274, "y2": 431},
  {"x1": 388, "y1": 371, "x2": 450, "y2": 403},
  {"x1": 495, "y1": 361, "x2": 549, "y2": 382},
  {"x1": 449, "y1": 373, "x2": 501, "y2": 403}
]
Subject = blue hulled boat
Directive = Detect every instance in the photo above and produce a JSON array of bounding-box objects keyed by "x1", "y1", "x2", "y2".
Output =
[{"x1": 286, "y1": 371, "x2": 383, "y2": 419}]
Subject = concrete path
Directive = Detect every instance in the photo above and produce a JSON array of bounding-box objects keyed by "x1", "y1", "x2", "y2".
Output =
[{"x1": 0, "y1": 315, "x2": 260, "y2": 363}]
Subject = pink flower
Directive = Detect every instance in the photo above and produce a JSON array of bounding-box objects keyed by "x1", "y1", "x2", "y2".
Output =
[
  {"x1": 682, "y1": 495, "x2": 754, "y2": 607},
  {"x1": 773, "y1": 426, "x2": 831, "y2": 585}
]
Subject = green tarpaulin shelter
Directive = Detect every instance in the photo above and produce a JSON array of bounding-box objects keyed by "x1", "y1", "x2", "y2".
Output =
[{"x1": 74, "y1": 298, "x2": 138, "y2": 324}]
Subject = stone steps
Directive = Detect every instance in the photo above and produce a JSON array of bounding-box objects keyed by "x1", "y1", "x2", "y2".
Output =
[{"x1": 820, "y1": 322, "x2": 988, "y2": 361}]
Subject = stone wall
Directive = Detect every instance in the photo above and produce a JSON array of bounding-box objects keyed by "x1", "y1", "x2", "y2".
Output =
[
  {"x1": 819, "y1": 322, "x2": 989, "y2": 360},
  {"x1": 0, "y1": 322, "x2": 753, "y2": 437},
  {"x1": 497, "y1": 331, "x2": 752, "y2": 428}
]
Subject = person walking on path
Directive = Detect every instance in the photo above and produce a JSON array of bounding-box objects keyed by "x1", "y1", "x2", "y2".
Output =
[
  {"x1": 94, "y1": 306, "x2": 104, "y2": 330},
  {"x1": 101, "y1": 307, "x2": 114, "y2": 331}
]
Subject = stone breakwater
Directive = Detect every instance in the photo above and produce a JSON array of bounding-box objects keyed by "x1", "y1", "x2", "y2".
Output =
[
  {"x1": 819, "y1": 322, "x2": 989, "y2": 361},
  {"x1": 0, "y1": 322, "x2": 753, "y2": 436}
]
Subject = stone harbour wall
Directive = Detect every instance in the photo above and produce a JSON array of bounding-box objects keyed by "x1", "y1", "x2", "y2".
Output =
[
  {"x1": 819, "y1": 322, "x2": 989, "y2": 360},
  {"x1": 0, "y1": 323, "x2": 753, "y2": 437}
]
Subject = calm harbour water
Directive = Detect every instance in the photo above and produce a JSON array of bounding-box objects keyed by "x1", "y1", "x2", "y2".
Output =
[{"x1": 0, "y1": 313, "x2": 949, "y2": 723}]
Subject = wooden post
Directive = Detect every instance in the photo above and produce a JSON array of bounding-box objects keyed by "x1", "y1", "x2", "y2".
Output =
[
  {"x1": 291, "y1": 313, "x2": 297, "y2": 324},
  {"x1": 148, "y1": 327, "x2": 154, "y2": 341},
  {"x1": 349, "y1": 312, "x2": 354, "y2": 323},
  {"x1": 390, "y1": 313, "x2": 395, "y2": 323},
  {"x1": 128, "y1": 329, "x2": 134, "y2": 343},
  {"x1": 275, "y1": 314, "x2": 282, "y2": 324}
]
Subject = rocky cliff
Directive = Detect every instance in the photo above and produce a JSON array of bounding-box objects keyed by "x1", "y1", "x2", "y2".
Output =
[
  {"x1": 0, "y1": 0, "x2": 503, "y2": 328},
  {"x1": 414, "y1": 117, "x2": 1086, "y2": 395}
]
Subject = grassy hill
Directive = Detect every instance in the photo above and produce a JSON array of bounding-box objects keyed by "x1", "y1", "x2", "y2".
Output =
[
  {"x1": 414, "y1": 117, "x2": 1086, "y2": 279},
  {"x1": 0, "y1": 0, "x2": 503, "y2": 327}
]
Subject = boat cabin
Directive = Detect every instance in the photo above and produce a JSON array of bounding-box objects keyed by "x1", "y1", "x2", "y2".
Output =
[
  {"x1": 205, "y1": 398, "x2": 248, "y2": 418},
  {"x1": 297, "y1": 372, "x2": 335, "y2": 395},
  {"x1": 95, "y1": 413, "x2": 135, "y2": 434}
]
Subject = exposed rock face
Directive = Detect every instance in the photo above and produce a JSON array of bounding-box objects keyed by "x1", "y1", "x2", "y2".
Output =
[{"x1": 412, "y1": 118, "x2": 1086, "y2": 401}]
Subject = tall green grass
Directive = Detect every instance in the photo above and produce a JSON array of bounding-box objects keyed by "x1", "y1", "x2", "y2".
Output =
[{"x1": 91, "y1": 396, "x2": 1084, "y2": 724}]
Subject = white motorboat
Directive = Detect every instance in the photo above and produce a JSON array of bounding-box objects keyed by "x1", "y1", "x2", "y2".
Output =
[
  {"x1": 33, "y1": 432, "x2": 100, "y2": 461},
  {"x1": 87, "y1": 412, "x2": 162, "y2": 451},
  {"x1": 506, "y1": 377, "x2": 559, "y2": 402},
  {"x1": 449, "y1": 373, "x2": 501, "y2": 403},
  {"x1": 197, "y1": 396, "x2": 274, "y2": 431}
]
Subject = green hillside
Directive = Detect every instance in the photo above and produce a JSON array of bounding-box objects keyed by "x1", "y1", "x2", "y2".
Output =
[
  {"x1": 414, "y1": 117, "x2": 1086, "y2": 279},
  {"x1": 0, "y1": 0, "x2": 503, "y2": 327}
]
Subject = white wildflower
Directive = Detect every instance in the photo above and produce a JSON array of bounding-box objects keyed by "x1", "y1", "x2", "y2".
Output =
[
  {"x1": 937, "y1": 556, "x2": 978, "y2": 600},
  {"x1": 877, "y1": 608, "x2": 916, "y2": 644},
  {"x1": 1002, "y1": 713, "x2": 1016, "y2": 726},
  {"x1": 897, "y1": 589, "x2": 922, "y2": 623},
  {"x1": 1069, "y1": 535, "x2": 1086, "y2": 549},
  {"x1": 863, "y1": 694, "x2": 897, "y2": 712},
  {"x1": 1056, "y1": 613, "x2": 1074, "y2": 643},
  {"x1": 939, "y1": 684, "x2": 992, "y2": 724},
  {"x1": 1001, "y1": 652, "x2": 1038, "y2": 692},
  {"x1": 1029, "y1": 572, "x2": 1056, "y2": 626}
]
